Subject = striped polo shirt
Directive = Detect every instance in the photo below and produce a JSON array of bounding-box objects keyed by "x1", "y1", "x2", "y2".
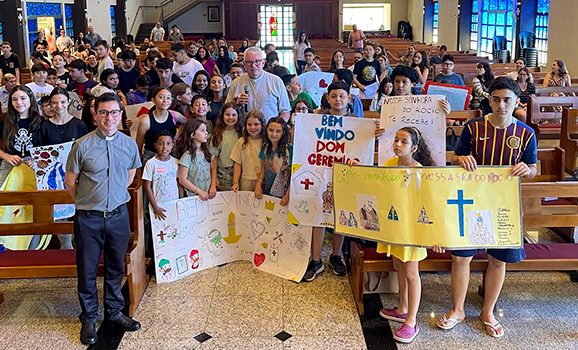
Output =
[{"x1": 455, "y1": 115, "x2": 537, "y2": 166}]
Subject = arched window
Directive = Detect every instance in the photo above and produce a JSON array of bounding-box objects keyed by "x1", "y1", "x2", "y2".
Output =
[{"x1": 535, "y1": 0, "x2": 549, "y2": 65}]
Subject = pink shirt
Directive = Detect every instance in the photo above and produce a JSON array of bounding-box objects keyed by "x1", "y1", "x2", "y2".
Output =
[{"x1": 349, "y1": 30, "x2": 365, "y2": 49}]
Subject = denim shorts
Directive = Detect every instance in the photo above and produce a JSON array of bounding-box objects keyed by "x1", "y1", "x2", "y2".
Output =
[{"x1": 451, "y1": 248, "x2": 526, "y2": 263}]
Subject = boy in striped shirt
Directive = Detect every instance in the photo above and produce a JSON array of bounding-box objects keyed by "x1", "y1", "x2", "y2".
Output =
[{"x1": 437, "y1": 77, "x2": 537, "y2": 338}]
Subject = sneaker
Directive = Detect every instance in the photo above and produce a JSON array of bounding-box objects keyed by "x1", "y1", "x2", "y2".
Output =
[
  {"x1": 302, "y1": 260, "x2": 324, "y2": 282},
  {"x1": 379, "y1": 307, "x2": 407, "y2": 323},
  {"x1": 329, "y1": 255, "x2": 346, "y2": 275},
  {"x1": 393, "y1": 323, "x2": 419, "y2": 343}
]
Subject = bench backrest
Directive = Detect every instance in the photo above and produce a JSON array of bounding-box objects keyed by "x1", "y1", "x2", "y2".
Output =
[
  {"x1": 526, "y1": 95, "x2": 578, "y2": 138},
  {"x1": 560, "y1": 108, "x2": 578, "y2": 174},
  {"x1": 535, "y1": 86, "x2": 578, "y2": 96},
  {"x1": 523, "y1": 147, "x2": 565, "y2": 182}
]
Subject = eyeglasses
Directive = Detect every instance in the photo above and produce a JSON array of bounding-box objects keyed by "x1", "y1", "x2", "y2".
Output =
[
  {"x1": 294, "y1": 107, "x2": 309, "y2": 112},
  {"x1": 442, "y1": 62, "x2": 455, "y2": 66},
  {"x1": 244, "y1": 59, "x2": 264, "y2": 66},
  {"x1": 97, "y1": 109, "x2": 122, "y2": 118}
]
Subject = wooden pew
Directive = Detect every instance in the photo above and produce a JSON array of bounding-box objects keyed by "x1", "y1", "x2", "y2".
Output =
[
  {"x1": 535, "y1": 86, "x2": 578, "y2": 96},
  {"x1": 348, "y1": 148, "x2": 578, "y2": 315},
  {"x1": 560, "y1": 108, "x2": 578, "y2": 175},
  {"x1": 0, "y1": 183, "x2": 148, "y2": 316},
  {"x1": 526, "y1": 96, "x2": 578, "y2": 140}
]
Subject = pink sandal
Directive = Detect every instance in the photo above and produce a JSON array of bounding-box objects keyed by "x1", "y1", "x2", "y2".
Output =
[{"x1": 393, "y1": 323, "x2": 419, "y2": 343}]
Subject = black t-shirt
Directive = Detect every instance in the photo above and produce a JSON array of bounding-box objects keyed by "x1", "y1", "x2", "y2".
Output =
[
  {"x1": 207, "y1": 100, "x2": 223, "y2": 125},
  {"x1": 86, "y1": 64, "x2": 99, "y2": 78},
  {"x1": 0, "y1": 53, "x2": 20, "y2": 75},
  {"x1": 0, "y1": 116, "x2": 41, "y2": 157},
  {"x1": 116, "y1": 68, "x2": 141, "y2": 94},
  {"x1": 353, "y1": 58, "x2": 381, "y2": 87},
  {"x1": 57, "y1": 71, "x2": 71, "y2": 86},
  {"x1": 39, "y1": 117, "x2": 88, "y2": 146},
  {"x1": 145, "y1": 70, "x2": 184, "y2": 88}
]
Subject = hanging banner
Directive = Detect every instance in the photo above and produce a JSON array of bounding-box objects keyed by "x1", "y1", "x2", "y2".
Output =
[
  {"x1": 378, "y1": 95, "x2": 447, "y2": 166},
  {"x1": 333, "y1": 164, "x2": 523, "y2": 249},
  {"x1": 151, "y1": 192, "x2": 311, "y2": 283},
  {"x1": 288, "y1": 113, "x2": 376, "y2": 227}
]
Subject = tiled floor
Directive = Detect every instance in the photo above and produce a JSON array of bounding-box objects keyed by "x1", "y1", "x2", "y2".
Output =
[
  {"x1": 1, "y1": 229, "x2": 578, "y2": 350},
  {"x1": 119, "y1": 260, "x2": 366, "y2": 350}
]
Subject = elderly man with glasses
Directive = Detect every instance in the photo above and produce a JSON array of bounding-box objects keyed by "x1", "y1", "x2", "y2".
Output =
[
  {"x1": 226, "y1": 46, "x2": 291, "y2": 122},
  {"x1": 65, "y1": 93, "x2": 142, "y2": 345}
]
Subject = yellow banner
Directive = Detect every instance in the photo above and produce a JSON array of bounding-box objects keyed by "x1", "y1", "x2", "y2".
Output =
[{"x1": 333, "y1": 164, "x2": 523, "y2": 249}]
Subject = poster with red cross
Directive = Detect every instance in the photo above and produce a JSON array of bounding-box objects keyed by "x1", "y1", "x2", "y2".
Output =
[{"x1": 288, "y1": 113, "x2": 376, "y2": 227}]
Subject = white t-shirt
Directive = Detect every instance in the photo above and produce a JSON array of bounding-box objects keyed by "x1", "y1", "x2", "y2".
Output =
[
  {"x1": 142, "y1": 156, "x2": 180, "y2": 204},
  {"x1": 151, "y1": 27, "x2": 165, "y2": 41},
  {"x1": 25, "y1": 82, "x2": 53, "y2": 112},
  {"x1": 173, "y1": 58, "x2": 204, "y2": 86},
  {"x1": 95, "y1": 56, "x2": 114, "y2": 82}
]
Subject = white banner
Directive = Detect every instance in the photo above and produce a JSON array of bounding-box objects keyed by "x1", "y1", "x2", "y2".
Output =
[
  {"x1": 151, "y1": 192, "x2": 311, "y2": 283},
  {"x1": 297, "y1": 71, "x2": 335, "y2": 107},
  {"x1": 288, "y1": 113, "x2": 376, "y2": 227},
  {"x1": 124, "y1": 102, "x2": 154, "y2": 138},
  {"x1": 378, "y1": 95, "x2": 446, "y2": 166}
]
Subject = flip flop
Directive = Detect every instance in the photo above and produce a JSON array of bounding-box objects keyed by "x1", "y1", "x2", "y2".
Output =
[
  {"x1": 436, "y1": 314, "x2": 463, "y2": 330},
  {"x1": 480, "y1": 317, "x2": 505, "y2": 338}
]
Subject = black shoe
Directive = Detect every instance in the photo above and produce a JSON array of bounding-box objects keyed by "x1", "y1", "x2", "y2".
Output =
[
  {"x1": 80, "y1": 321, "x2": 97, "y2": 345},
  {"x1": 329, "y1": 255, "x2": 346, "y2": 276},
  {"x1": 106, "y1": 314, "x2": 141, "y2": 332},
  {"x1": 302, "y1": 260, "x2": 324, "y2": 282}
]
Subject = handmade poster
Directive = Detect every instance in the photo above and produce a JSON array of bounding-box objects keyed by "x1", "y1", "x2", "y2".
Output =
[
  {"x1": 125, "y1": 102, "x2": 154, "y2": 138},
  {"x1": 0, "y1": 164, "x2": 51, "y2": 250},
  {"x1": 151, "y1": 192, "x2": 311, "y2": 283},
  {"x1": 333, "y1": 164, "x2": 523, "y2": 249},
  {"x1": 359, "y1": 81, "x2": 379, "y2": 99},
  {"x1": 68, "y1": 91, "x2": 83, "y2": 119},
  {"x1": 424, "y1": 82, "x2": 472, "y2": 111},
  {"x1": 30, "y1": 142, "x2": 75, "y2": 220},
  {"x1": 289, "y1": 113, "x2": 376, "y2": 227},
  {"x1": 379, "y1": 95, "x2": 446, "y2": 166},
  {"x1": 297, "y1": 71, "x2": 335, "y2": 107}
]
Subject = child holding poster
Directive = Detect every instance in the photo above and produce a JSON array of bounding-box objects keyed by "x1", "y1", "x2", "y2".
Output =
[
  {"x1": 349, "y1": 127, "x2": 443, "y2": 343},
  {"x1": 178, "y1": 119, "x2": 217, "y2": 201},
  {"x1": 209, "y1": 102, "x2": 242, "y2": 191},
  {"x1": 303, "y1": 81, "x2": 385, "y2": 281},
  {"x1": 231, "y1": 109, "x2": 266, "y2": 192},
  {"x1": 254, "y1": 117, "x2": 292, "y2": 205},
  {"x1": 437, "y1": 77, "x2": 537, "y2": 338}
]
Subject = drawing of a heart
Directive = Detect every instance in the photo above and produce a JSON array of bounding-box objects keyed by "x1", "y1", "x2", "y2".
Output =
[
  {"x1": 251, "y1": 220, "x2": 266, "y2": 240},
  {"x1": 254, "y1": 253, "x2": 266, "y2": 267},
  {"x1": 319, "y1": 79, "x2": 328, "y2": 88}
]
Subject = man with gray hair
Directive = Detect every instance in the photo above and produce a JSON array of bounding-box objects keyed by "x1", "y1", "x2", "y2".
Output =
[
  {"x1": 226, "y1": 46, "x2": 291, "y2": 122},
  {"x1": 0, "y1": 73, "x2": 17, "y2": 114}
]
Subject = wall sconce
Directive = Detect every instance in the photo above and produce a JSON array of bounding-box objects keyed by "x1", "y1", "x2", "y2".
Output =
[{"x1": 17, "y1": 7, "x2": 24, "y2": 25}]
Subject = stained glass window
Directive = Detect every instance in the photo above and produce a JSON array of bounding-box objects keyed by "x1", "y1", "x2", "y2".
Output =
[
  {"x1": 258, "y1": 4, "x2": 294, "y2": 49},
  {"x1": 65, "y1": 5, "x2": 74, "y2": 40},
  {"x1": 433, "y1": 1, "x2": 439, "y2": 44},
  {"x1": 110, "y1": 6, "x2": 117, "y2": 39},
  {"x1": 535, "y1": 0, "x2": 549, "y2": 65},
  {"x1": 26, "y1": 2, "x2": 63, "y2": 54},
  {"x1": 470, "y1": 0, "x2": 479, "y2": 51},
  {"x1": 476, "y1": 0, "x2": 515, "y2": 59}
]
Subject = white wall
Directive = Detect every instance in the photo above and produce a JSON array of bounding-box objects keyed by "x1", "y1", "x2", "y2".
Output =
[
  {"x1": 438, "y1": 0, "x2": 458, "y2": 50},
  {"x1": 86, "y1": 0, "x2": 115, "y2": 41},
  {"x1": 547, "y1": 0, "x2": 578, "y2": 74},
  {"x1": 407, "y1": 0, "x2": 423, "y2": 42},
  {"x1": 339, "y1": 0, "x2": 409, "y2": 37},
  {"x1": 168, "y1": 1, "x2": 223, "y2": 34}
]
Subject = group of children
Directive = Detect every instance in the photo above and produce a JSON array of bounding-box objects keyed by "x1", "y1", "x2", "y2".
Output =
[{"x1": 131, "y1": 46, "x2": 536, "y2": 344}]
